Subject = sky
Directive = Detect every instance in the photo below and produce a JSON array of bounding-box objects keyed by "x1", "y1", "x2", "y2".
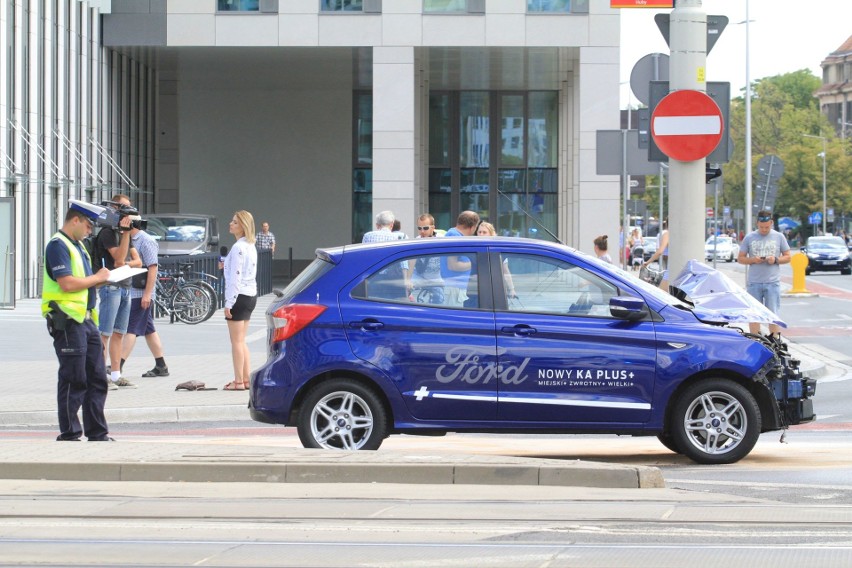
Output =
[{"x1": 619, "y1": 0, "x2": 852, "y2": 107}]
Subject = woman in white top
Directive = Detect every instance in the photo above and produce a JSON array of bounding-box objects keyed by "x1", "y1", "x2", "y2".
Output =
[{"x1": 223, "y1": 210, "x2": 258, "y2": 391}]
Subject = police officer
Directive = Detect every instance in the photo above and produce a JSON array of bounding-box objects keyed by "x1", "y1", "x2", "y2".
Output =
[{"x1": 43, "y1": 200, "x2": 113, "y2": 441}]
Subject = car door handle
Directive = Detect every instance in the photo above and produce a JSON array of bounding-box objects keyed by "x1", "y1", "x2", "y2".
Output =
[
  {"x1": 350, "y1": 320, "x2": 385, "y2": 331},
  {"x1": 501, "y1": 325, "x2": 536, "y2": 336}
]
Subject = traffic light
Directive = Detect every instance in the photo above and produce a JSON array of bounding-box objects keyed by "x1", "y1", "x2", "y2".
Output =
[{"x1": 705, "y1": 166, "x2": 722, "y2": 184}]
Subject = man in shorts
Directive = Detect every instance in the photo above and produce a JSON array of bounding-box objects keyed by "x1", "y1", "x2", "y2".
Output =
[
  {"x1": 96, "y1": 194, "x2": 140, "y2": 389},
  {"x1": 122, "y1": 224, "x2": 170, "y2": 378}
]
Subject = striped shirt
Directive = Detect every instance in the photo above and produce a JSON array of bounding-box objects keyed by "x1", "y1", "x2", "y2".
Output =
[
  {"x1": 255, "y1": 231, "x2": 275, "y2": 251},
  {"x1": 130, "y1": 230, "x2": 159, "y2": 300}
]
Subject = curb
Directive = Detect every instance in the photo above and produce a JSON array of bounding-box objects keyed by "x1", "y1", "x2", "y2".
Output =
[
  {"x1": 0, "y1": 451, "x2": 664, "y2": 489},
  {"x1": 0, "y1": 405, "x2": 250, "y2": 427}
]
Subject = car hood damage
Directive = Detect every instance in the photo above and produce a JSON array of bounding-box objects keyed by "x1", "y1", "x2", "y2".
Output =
[
  {"x1": 669, "y1": 260, "x2": 786, "y2": 329},
  {"x1": 669, "y1": 260, "x2": 815, "y2": 429}
]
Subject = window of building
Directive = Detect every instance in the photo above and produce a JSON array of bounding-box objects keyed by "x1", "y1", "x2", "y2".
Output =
[
  {"x1": 424, "y1": 0, "x2": 468, "y2": 13},
  {"x1": 218, "y1": 0, "x2": 260, "y2": 11},
  {"x1": 527, "y1": 0, "x2": 570, "y2": 12},
  {"x1": 460, "y1": 92, "x2": 490, "y2": 168},
  {"x1": 429, "y1": 91, "x2": 558, "y2": 239},
  {"x1": 528, "y1": 0, "x2": 588, "y2": 13},
  {"x1": 321, "y1": 0, "x2": 363, "y2": 11},
  {"x1": 352, "y1": 92, "x2": 373, "y2": 243}
]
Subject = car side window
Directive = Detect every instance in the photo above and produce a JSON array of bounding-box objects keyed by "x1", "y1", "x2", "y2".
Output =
[
  {"x1": 353, "y1": 253, "x2": 478, "y2": 309},
  {"x1": 501, "y1": 253, "x2": 618, "y2": 317}
]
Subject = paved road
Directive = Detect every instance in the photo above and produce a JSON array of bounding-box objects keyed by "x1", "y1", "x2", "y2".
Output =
[{"x1": 1, "y1": 478, "x2": 851, "y2": 567}]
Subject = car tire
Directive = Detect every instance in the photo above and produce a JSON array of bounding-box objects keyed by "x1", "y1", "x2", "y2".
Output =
[
  {"x1": 656, "y1": 433, "x2": 682, "y2": 454},
  {"x1": 297, "y1": 379, "x2": 388, "y2": 451},
  {"x1": 842, "y1": 267, "x2": 851, "y2": 276},
  {"x1": 670, "y1": 378, "x2": 761, "y2": 465},
  {"x1": 805, "y1": 268, "x2": 812, "y2": 276}
]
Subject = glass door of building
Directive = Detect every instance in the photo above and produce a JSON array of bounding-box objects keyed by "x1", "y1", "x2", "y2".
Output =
[
  {"x1": 428, "y1": 91, "x2": 558, "y2": 239},
  {"x1": 0, "y1": 197, "x2": 15, "y2": 308}
]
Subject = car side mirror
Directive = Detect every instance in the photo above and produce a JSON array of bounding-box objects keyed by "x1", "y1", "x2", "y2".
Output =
[
  {"x1": 209, "y1": 235, "x2": 219, "y2": 247},
  {"x1": 610, "y1": 296, "x2": 648, "y2": 322}
]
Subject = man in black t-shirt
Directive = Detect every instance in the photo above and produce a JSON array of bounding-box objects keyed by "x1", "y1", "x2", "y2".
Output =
[{"x1": 96, "y1": 195, "x2": 142, "y2": 389}]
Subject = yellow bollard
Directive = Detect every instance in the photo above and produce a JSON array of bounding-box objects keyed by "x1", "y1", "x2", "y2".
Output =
[{"x1": 788, "y1": 252, "x2": 811, "y2": 294}]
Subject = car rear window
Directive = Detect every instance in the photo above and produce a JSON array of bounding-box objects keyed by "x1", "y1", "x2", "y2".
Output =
[{"x1": 277, "y1": 257, "x2": 334, "y2": 303}]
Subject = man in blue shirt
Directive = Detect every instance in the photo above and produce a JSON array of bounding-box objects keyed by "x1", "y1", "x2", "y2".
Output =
[{"x1": 440, "y1": 210, "x2": 480, "y2": 307}]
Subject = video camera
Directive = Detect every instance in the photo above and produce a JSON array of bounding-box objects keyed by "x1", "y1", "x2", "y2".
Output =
[{"x1": 97, "y1": 200, "x2": 147, "y2": 232}]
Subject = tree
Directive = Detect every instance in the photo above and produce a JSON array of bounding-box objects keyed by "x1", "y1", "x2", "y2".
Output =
[{"x1": 718, "y1": 70, "x2": 852, "y2": 235}]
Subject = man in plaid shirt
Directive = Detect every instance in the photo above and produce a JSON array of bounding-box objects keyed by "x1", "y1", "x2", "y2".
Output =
[{"x1": 255, "y1": 222, "x2": 276, "y2": 254}]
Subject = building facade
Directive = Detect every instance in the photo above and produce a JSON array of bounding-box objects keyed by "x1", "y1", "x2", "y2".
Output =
[
  {"x1": 815, "y1": 34, "x2": 852, "y2": 139},
  {"x1": 1, "y1": 0, "x2": 622, "y2": 304}
]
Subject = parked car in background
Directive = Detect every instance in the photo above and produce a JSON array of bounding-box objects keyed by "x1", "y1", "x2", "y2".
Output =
[
  {"x1": 249, "y1": 237, "x2": 815, "y2": 465},
  {"x1": 704, "y1": 235, "x2": 740, "y2": 263},
  {"x1": 802, "y1": 236, "x2": 852, "y2": 275},
  {"x1": 145, "y1": 214, "x2": 219, "y2": 256}
]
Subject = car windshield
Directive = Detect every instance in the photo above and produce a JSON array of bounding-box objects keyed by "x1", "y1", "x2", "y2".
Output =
[
  {"x1": 146, "y1": 217, "x2": 207, "y2": 243},
  {"x1": 807, "y1": 238, "x2": 846, "y2": 251},
  {"x1": 590, "y1": 255, "x2": 690, "y2": 309}
]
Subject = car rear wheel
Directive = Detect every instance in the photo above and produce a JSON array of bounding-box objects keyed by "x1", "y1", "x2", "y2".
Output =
[
  {"x1": 297, "y1": 379, "x2": 388, "y2": 451},
  {"x1": 671, "y1": 378, "x2": 761, "y2": 464}
]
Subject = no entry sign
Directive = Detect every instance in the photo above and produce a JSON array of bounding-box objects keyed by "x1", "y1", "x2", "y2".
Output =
[{"x1": 651, "y1": 90, "x2": 724, "y2": 162}]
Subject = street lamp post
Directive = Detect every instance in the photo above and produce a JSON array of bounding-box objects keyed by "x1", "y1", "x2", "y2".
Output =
[{"x1": 802, "y1": 134, "x2": 827, "y2": 235}]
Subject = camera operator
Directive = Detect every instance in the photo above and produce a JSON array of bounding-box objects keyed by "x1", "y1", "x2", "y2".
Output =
[
  {"x1": 95, "y1": 194, "x2": 142, "y2": 389},
  {"x1": 42, "y1": 200, "x2": 112, "y2": 441}
]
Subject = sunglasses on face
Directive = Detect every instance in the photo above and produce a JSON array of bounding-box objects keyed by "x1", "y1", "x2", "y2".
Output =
[{"x1": 417, "y1": 226, "x2": 432, "y2": 231}]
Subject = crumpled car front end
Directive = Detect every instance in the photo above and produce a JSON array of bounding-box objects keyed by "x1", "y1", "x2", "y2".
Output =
[{"x1": 670, "y1": 261, "x2": 817, "y2": 429}]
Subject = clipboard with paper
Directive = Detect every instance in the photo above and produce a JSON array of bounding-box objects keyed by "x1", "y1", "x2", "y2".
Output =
[{"x1": 107, "y1": 265, "x2": 147, "y2": 284}]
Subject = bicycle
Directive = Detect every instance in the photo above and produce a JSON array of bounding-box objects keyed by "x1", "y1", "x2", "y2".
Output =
[{"x1": 153, "y1": 264, "x2": 218, "y2": 324}]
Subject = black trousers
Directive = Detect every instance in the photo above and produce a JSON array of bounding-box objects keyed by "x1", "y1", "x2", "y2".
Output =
[{"x1": 51, "y1": 317, "x2": 110, "y2": 441}]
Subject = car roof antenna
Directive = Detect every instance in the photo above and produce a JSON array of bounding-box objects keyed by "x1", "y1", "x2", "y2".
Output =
[{"x1": 496, "y1": 188, "x2": 563, "y2": 245}]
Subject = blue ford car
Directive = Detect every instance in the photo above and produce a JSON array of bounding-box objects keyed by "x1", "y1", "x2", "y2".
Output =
[{"x1": 249, "y1": 238, "x2": 815, "y2": 464}]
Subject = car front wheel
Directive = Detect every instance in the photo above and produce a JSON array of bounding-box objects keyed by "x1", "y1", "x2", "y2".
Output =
[
  {"x1": 657, "y1": 433, "x2": 681, "y2": 454},
  {"x1": 671, "y1": 378, "x2": 761, "y2": 464},
  {"x1": 297, "y1": 379, "x2": 388, "y2": 451}
]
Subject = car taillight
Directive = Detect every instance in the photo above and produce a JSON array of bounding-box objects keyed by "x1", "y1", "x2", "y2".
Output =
[{"x1": 271, "y1": 304, "x2": 327, "y2": 343}]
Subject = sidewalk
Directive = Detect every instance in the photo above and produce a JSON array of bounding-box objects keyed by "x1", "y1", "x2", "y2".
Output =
[{"x1": 1, "y1": 295, "x2": 275, "y2": 428}]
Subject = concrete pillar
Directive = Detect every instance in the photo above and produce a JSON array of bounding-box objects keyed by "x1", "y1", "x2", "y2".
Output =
[
  {"x1": 667, "y1": 0, "x2": 707, "y2": 279},
  {"x1": 372, "y1": 46, "x2": 418, "y2": 237}
]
